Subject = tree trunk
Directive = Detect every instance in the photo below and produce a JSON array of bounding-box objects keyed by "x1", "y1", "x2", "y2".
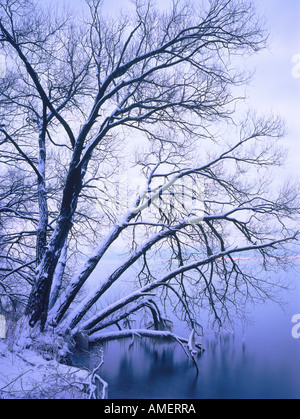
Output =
[
  {"x1": 26, "y1": 166, "x2": 83, "y2": 329},
  {"x1": 36, "y1": 112, "x2": 49, "y2": 266},
  {"x1": 49, "y1": 239, "x2": 68, "y2": 310}
]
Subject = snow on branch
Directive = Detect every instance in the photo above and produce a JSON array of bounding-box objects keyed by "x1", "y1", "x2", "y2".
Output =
[
  {"x1": 78, "y1": 236, "x2": 297, "y2": 334},
  {"x1": 87, "y1": 329, "x2": 203, "y2": 373}
]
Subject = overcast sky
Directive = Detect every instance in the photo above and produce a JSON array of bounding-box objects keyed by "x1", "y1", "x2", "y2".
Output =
[
  {"x1": 250, "y1": 0, "x2": 300, "y2": 180},
  {"x1": 40, "y1": 0, "x2": 300, "y2": 180}
]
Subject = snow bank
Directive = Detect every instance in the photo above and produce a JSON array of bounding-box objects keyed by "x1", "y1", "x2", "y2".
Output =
[{"x1": 0, "y1": 339, "x2": 90, "y2": 399}]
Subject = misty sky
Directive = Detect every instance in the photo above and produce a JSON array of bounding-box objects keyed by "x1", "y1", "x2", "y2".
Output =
[
  {"x1": 249, "y1": 0, "x2": 300, "y2": 180},
  {"x1": 40, "y1": 0, "x2": 300, "y2": 180}
]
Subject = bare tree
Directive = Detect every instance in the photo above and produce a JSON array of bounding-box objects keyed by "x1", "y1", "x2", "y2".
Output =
[
  {"x1": 0, "y1": 0, "x2": 299, "y2": 354},
  {"x1": 0, "y1": 167, "x2": 36, "y2": 313}
]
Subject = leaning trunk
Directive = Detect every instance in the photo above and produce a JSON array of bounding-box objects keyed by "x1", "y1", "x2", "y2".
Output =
[{"x1": 26, "y1": 167, "x2": 83, "y2": 329}]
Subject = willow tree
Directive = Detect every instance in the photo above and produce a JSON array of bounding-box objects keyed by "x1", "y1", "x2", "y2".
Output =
[{"x1": 0, "y1": 0, "x2": 298, "y2": 352}]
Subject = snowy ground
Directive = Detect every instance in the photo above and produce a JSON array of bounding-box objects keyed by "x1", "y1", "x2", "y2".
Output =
[{"x1": 0, "y1": 327, "x2": 90, "y2": 399}]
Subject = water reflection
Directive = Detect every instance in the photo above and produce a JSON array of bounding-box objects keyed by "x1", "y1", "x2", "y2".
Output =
[
  {"x1": 72, "y1": 326, "x2": 300, "y2": 399},
  {"x1": 72, "y1": 269, "x2": 300, "y2": 399}
]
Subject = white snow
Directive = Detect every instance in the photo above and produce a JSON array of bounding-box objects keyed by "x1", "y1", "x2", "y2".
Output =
[{"x1": 0, "y1": 336, "x2": 90, "y2": 399}]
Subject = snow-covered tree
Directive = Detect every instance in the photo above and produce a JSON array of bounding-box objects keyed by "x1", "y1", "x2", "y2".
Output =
[{"x1": 0, "y1": 0, "x2": 299, "y2": 355}]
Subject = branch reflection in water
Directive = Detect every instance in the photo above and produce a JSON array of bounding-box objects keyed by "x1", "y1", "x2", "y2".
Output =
[{"x1": 71, "y1": 265, "x2": 300, "y2": 399}]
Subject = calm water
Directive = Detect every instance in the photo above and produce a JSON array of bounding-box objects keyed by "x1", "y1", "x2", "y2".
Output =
[{"x1": 72, "y1": 266, "x2": 300, "y2": 399}]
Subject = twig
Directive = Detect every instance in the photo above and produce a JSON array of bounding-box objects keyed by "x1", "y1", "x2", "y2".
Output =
[{"x1": 87, "y1": 348, "x2": 108, "y2": 399}]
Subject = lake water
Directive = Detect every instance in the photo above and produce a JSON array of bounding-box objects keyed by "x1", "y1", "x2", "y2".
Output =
[{"x1": 72, "y1": 264, "x2": 300, "y2": 399}]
